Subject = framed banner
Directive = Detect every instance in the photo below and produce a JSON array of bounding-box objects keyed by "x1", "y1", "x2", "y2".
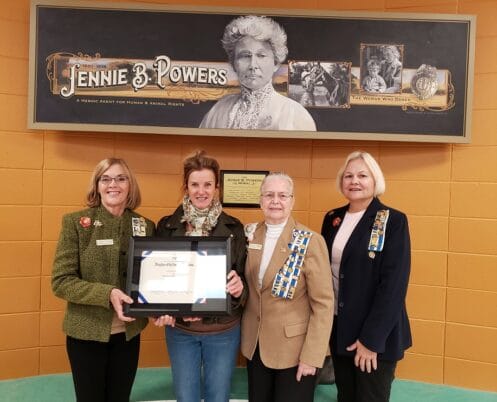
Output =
[
  {"x1": 28, "y1": 0, "x2": 476, "y2": 143},
  {"x1": 125, "y1": 236, "x2": 232, "y2": 317}
]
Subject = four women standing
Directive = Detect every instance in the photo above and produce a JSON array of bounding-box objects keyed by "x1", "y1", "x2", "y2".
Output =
[{"x1": 52, "y1": 150, "x2": 411, "y2": 402}]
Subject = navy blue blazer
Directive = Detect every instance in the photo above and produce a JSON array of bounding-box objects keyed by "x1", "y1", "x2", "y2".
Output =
[{"x1": 321, "y1": 197, "x2": 412, "y2": 362}]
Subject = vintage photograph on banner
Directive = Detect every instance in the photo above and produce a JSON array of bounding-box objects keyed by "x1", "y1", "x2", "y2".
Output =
[{"x1": 28, "y1": 1, "x2": 476, "y2": 142}]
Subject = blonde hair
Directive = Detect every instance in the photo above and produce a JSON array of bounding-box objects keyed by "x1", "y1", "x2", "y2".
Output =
[
  {"x1": 86, "y1": 158, "x2": 141, "y2": 209},
  {"x1": 336, "y1": 151, "x2": 386, "y2": 196}
]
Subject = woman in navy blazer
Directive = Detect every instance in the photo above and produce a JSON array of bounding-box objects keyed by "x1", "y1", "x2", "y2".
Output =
[{"x1": 321, "y1": 151, "x2": 412, "y2": 402}]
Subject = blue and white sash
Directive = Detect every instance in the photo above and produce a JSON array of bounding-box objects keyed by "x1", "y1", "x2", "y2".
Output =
[
  {"x1": 368, "y1": 209, "x2": 389, "y2": 254},
  {"x1": 271, "y1": 229, "x2": 312, "y2": 299}
]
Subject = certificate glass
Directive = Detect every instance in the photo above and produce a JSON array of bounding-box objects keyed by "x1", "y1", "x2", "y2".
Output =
[{"x1": 124, "y1": 236, "x2": 231, "y2": 317}]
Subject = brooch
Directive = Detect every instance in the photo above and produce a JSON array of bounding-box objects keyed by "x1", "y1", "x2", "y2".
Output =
[
  {"x1": 79, "y1": 217, "x2": 91, "y2": 228},
  {"x1": 244, "y1": 222, "x2": 258, "y2": 242}
]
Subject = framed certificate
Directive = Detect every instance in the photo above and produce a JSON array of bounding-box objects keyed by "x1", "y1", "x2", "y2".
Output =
[{"x1": 124, "y1": 236, "x2": 232, "y2": 317}]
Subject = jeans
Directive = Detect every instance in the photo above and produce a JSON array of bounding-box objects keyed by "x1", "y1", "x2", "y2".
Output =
[{"x1": 165, "y1": 324, "x2": 240, "y2": 402}]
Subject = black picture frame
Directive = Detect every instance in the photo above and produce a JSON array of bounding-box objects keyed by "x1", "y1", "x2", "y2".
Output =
[
  {"x1": 124, "y1": 236, "x2": 232, "y2": 317},
  {"x1": 28, "y1": 0, "x2": 476, "y2": 143}
]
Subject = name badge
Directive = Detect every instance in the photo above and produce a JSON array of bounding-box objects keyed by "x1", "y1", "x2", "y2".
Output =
[
  {"x1": 96, "y1": 239, "x2": 114, "y2": 246},
  {"x1": 248, "y1": 243, "x2": 262, "y2": 250}
]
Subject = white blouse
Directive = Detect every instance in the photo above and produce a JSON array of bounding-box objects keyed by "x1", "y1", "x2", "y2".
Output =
[{"x1": 200, "y1": 84, "x2": 316, "y2": 131}]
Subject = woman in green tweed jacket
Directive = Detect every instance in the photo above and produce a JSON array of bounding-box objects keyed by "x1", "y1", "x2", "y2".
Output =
[{"x1": 52, "y1": 158, "x2": 155, "y2": 402}]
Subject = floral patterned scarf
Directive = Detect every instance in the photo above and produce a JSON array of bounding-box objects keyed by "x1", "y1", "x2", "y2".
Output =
[{"x1": 181, "y1": 194, "x2": 222, "y2": 236}]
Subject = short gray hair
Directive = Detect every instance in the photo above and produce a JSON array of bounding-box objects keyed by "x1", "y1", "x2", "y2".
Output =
[
  {"x1": 222, "y1": 15, "x2": 288, "y2": 66},
  {"x1": 260, "y1": 172, "x2": 294, "y2": 195},
  {"x1": 336, "y1": 151, "x2": 386, "y2": 197}
]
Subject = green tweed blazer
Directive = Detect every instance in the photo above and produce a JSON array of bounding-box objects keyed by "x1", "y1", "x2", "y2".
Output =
[{"x1": 52, "y1": 206, "x2": 155, "y2": 342}]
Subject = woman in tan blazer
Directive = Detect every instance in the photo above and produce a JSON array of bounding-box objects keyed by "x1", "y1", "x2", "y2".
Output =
[{"x1": 241, "y1": 172, "x2": 334, "y2": 402}]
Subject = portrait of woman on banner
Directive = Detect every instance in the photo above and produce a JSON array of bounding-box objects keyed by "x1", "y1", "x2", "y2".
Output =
[{"x1": 200, "y1": 15, "x2": 316, "y2": 131}]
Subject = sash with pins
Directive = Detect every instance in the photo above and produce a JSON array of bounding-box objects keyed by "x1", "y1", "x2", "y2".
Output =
[
  {"x1": 271, "y1": 229, "x2": 313, "y2": 299},
  {"x1": 368, "y1": 209, "x2": 389, "y2": 259}
]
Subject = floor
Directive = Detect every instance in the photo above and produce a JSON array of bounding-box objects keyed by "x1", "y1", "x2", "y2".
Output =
[{"x1": 0, "y1": 367, "x2": 496, "y2": 402}]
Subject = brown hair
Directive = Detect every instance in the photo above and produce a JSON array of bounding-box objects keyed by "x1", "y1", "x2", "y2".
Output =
[
  {"x1": 86, "y1": 158, "x2": 141, "y2": 209},
  {"x1": 182, "y1": 150, "x2": 220, "y2": 191}
]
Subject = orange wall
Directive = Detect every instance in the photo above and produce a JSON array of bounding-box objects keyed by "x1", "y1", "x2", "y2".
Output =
[{"x1": 1, "y1": 0, "x2": 496, "y2": 393}]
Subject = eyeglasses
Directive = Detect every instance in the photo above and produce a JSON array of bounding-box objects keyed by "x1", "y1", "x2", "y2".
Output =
[
  {"x1": 261, "y1": 192, "x2": 293, "y2": 201},
  {"x1": 99, "y1": 175, "x2": 129, "y2": 185}
]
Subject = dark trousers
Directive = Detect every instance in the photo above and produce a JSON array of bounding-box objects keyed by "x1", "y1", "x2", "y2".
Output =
[
  {"x1": 246, "y1": 346, "x2": 316, "y2": 402},
  {"x1": 330, "y1": 317, "x2": 397, "y2": 402},
  {"x1": 332, "y1": 353, "x2": 396, "y2": 402},
  {"x1": 66, "y1": 333, "x2": 140, "y2": 402}
]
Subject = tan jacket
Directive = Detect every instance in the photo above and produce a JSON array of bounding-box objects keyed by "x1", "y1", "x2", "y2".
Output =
[{"x1": 241, "y1": 217, "x2": 334, "y2": 369}]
